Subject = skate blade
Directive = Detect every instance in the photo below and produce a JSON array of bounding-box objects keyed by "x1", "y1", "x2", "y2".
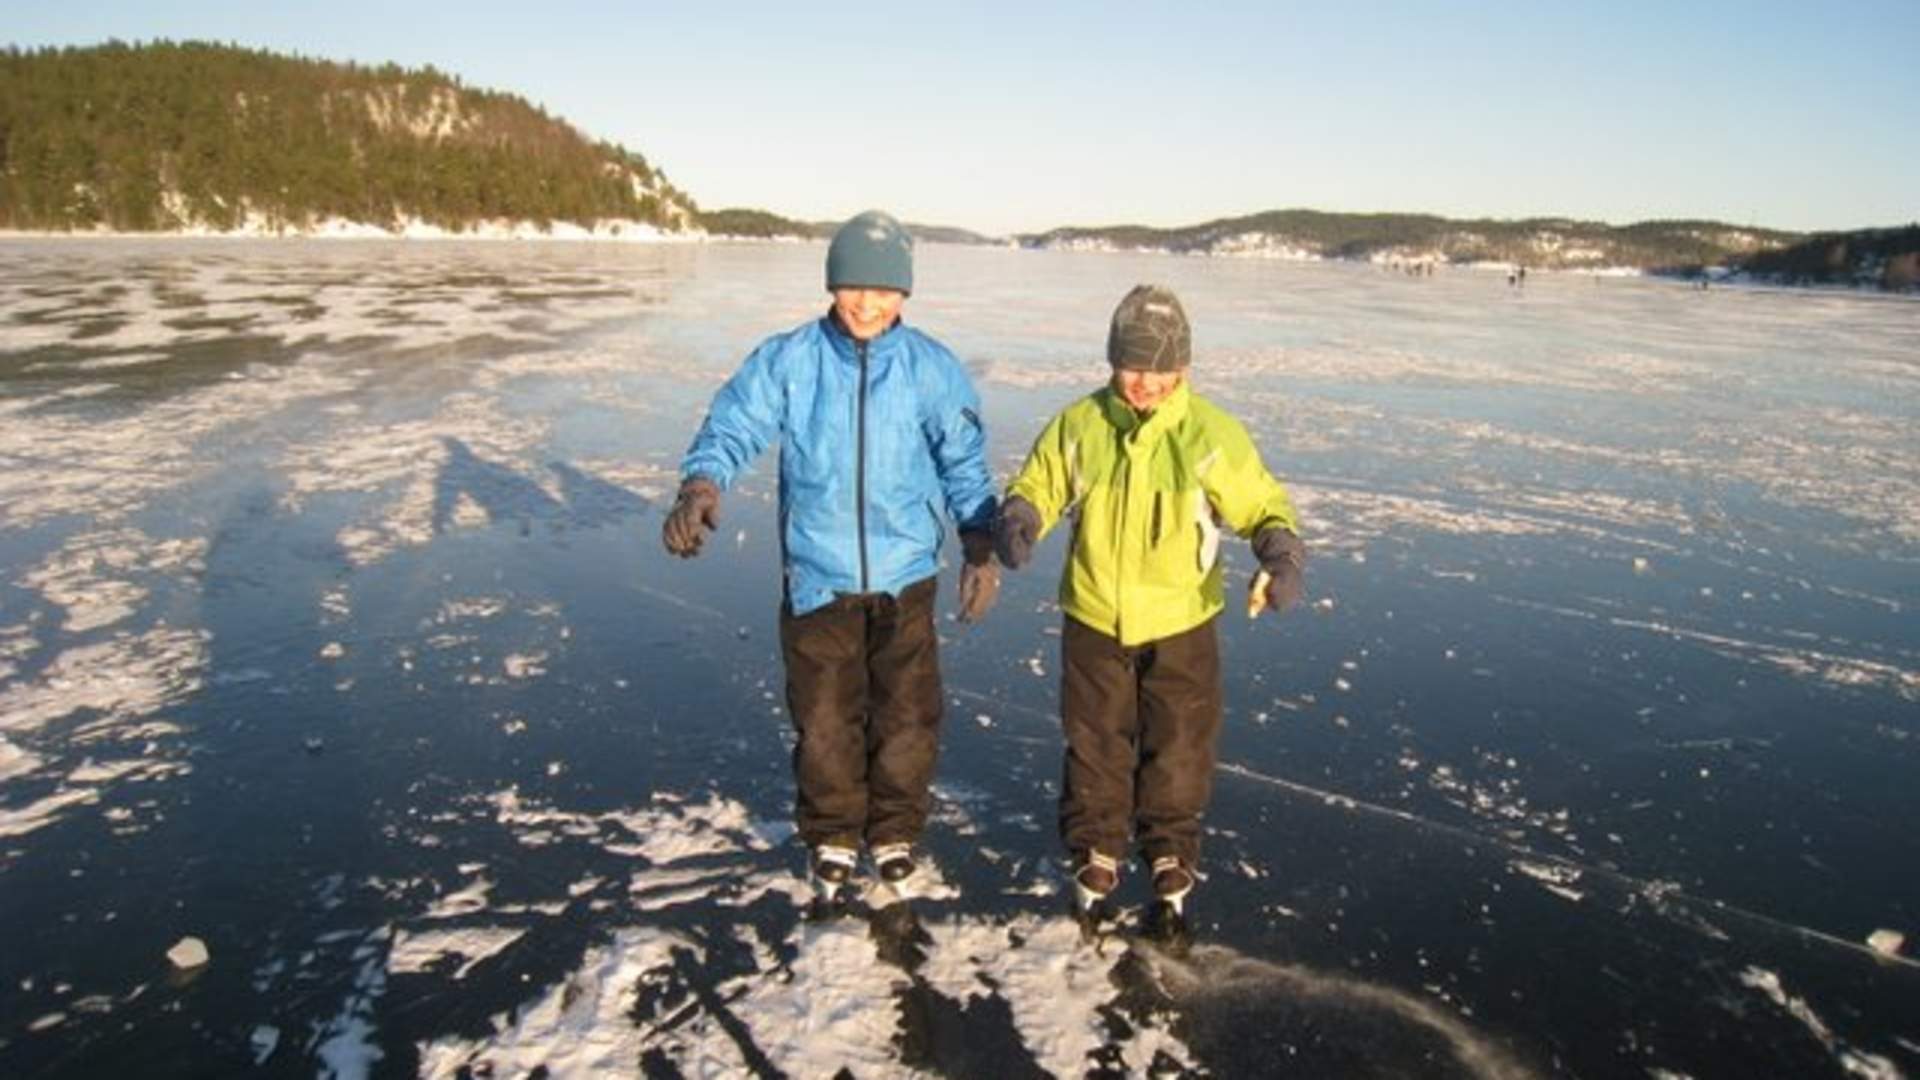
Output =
[{"x1": 805, "y1": 885, "x2": 853, "y2": 922}]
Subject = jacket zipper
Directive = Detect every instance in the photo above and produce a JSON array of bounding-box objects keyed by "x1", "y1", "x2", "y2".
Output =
[{"x1": 856, "y1": 338, "x2": 870, "y2": 592}]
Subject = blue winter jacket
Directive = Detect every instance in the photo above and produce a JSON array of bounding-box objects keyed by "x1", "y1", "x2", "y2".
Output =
[{"x1": 679, "y1": 312, "x2": 997, "y2": 616}]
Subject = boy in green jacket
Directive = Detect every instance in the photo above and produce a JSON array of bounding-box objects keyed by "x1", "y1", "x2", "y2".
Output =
[{"x1": 995, "y1": 284, "x2": 1307, "y2": 949}]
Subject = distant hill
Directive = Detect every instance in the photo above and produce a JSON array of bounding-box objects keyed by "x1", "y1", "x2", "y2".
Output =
[
  {"x1": 1017, "y1": 210, "x2": 1801, "y2": 274},
  {"x1": 1734, "y1": 225, "x2": 1920, "y2": 291},
  {"x1": 695, "y1": 207, "x2": 820, "y2": 240},
  {"x1": 696, "y1": 207, "x2": 1000, "y2": 247},
  {"x1": 0, "y1": 40, "x2": 698, "y2": 234}
]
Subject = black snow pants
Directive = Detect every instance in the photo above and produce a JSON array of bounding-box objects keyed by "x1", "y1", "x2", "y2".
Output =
[
  {"x1": 779, "y1": 575, "x2": 943, "y2": 851},
  {"x1": 1059, "y1": 614, "x2": 1223, "y2": 871}
]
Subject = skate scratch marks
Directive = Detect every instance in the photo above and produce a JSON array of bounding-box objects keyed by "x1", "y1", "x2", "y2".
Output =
[{"x1": 1147, "y1": 944, "x2": 1540, "y2": 1080}]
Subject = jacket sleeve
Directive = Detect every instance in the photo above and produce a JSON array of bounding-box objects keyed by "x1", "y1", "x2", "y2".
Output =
[
  {"x1": 1204, "y1": 415, "x2": 1301, "y2": 539},
  {"x1": 1005, "y1": 410, "x2": 1076, "y2": 538},
  {"x1": 679, "y1": 337, "x2": 786, "y2": 489},
  {"x1": 920, "y1": 349, "x2": 997, "y2": 532}
]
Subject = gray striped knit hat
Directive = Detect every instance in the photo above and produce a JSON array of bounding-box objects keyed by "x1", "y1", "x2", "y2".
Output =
[{"x1": 1107, "y1": 285, "x2": 1191, "y2": 371}]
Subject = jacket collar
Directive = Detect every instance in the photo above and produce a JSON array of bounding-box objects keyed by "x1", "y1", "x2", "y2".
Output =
[
  {"x1": 821, "y1": 307, "x2": 906, "y2": 362},
  {"x1": 1098, "y1": 379, "x2": 1192, "y2": 442}
]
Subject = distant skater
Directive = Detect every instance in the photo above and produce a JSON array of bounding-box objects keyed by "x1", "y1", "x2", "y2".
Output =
[
  {"x1": 662, "y1": 210, "x2": 999, "y2": 911},
  {"x1": 994, "y1": 285, "x2": 1306, "y2": 951}
]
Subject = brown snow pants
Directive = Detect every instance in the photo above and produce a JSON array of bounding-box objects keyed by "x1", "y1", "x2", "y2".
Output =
[
  {"x1": 1059, "y1": 614, "x2": 1223, "y2": 871},
  {"x1": 779, "y1": 575, "x2": 943, "y2": 851}
]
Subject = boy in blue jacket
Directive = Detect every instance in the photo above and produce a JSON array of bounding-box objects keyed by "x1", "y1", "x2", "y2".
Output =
[{"x1": 662, "y1": 210, "x2": 998, "y2": 908}]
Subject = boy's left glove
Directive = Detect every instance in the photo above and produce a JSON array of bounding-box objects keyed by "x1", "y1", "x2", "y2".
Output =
[
  {"x1": 995, "y1": 496, "x2": 1041, "y2": 570},
  {"x1": 957, "y1": 529, "x2": 999, "y2": 623},
  {"x1": 1248, "y1": 527, "x2": 1306, "y2": 618}
]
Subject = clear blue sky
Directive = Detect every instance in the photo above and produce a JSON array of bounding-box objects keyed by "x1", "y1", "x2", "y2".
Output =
[{"x1": 9, "y1": 2, "x2": 1917, "y2": 236}]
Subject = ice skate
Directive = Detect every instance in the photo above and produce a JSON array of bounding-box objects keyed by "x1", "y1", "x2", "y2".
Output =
[
  {"x1": 1071, "y1": 851, "x2": 1120, "y2": 941},
  {"x1": 806, "y1": 843, "x2": 858, "y2": 920},
  {"x1": 870, "y1": 841, "x2": 919, "y2": 904},
  {"x1": 1145, "y1": 856, "x2": 1194, "y2": 955}
]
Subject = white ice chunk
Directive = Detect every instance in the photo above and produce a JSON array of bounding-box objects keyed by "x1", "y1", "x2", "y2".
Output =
[{"x1": 167, "y1": 936, "x2": 210, "y2": 970}]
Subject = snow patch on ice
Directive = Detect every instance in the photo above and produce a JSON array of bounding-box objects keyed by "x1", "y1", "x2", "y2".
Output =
[
  {"x1": 388, "y1": 926, "x2": 526, "y2": 979},
  {"x1": 0, "y1": 626, "x2": 204, "y2": 832},
  {"x1": 1509, "y1": 858, "x2": 1586, "y2": 902},
  {"x1": 416, "y1": 930, "x2": 696, "y2": 1079},
  {"x1": 486, "y1": 787, "x2": 779, "y2": 865},
  {"x1": 1738, "y1": 966, "x2": 1903, "y2": 1079},
  {"x1": 0, "y1": 735, "x2": 44, "y2": 782},
  {"x1": 312, "y1": 929, "x2": 390, "y2": 1079},
  {"x1": 19, "y1": 528, "x2": 207, "y2": 633}
]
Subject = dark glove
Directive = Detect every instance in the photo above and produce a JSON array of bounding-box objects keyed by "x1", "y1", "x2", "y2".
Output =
[
  {"x1": 994, "y1": 496, "x2": 1041, "y2": 570},
  {"x1": 1249, "y1": 526, "x2": 1306, "y2": 617},
  {"x1": 661, "y1": 477, "x2": 721, "y2": 557},
  {"x1": 956, "y1": 529, "x2": 999, "y2": 623}
]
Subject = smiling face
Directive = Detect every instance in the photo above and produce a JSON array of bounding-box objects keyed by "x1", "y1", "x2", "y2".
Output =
[
  {"x1": 830, "y1": 288, "x2": 905, "y2": 341},
  {"x1": 1112, "y1": 367, "x2": 1186, "y2": 413}
]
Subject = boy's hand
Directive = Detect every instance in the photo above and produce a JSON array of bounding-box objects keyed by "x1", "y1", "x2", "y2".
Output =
[
  {"x1": 1249, "y1": 526, "x2": 1306, "y2": 617},
  {"x1": 995, "y1": 496, "x2": 1041, "y2": 570},
  {"x1": 957, "y1": 529, "x2": 999, "y2": 623},
  {"x1": 661, "y1": 478, "x2": 721, "y2": 557}
]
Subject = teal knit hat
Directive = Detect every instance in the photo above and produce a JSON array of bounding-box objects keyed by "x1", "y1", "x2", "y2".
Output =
[{"x1": 826, "y1": 210, "x2": 914, "y2": 295}]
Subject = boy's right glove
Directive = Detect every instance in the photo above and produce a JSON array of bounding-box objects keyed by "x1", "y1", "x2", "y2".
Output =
[
  {"x1": 1248, "y1": 526, "x2": 1306, "y2": 617},
  {"x1": 994, "y1": 496, "x2": 1042, "y2": 570},
  {"x1": 661, "y1": 477, "x2": 721, "y2": 557}
]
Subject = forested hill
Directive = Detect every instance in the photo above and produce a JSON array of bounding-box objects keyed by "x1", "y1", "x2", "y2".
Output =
[
  {"x1": 0, "y1": 41, "x2": 698, "y2": 234},
  {"x1": 1738, "y1": 225, "x2": 1920, "y2": 291},
  {"x1": 694, "y1": 207, "x2": 997, "y2": 247},
  {"x1": 1019, "y1": 210, "x2": 1803, "y2": 274}
]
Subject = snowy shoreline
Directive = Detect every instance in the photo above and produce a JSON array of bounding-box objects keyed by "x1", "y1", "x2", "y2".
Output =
[
  {"x1": 0, "y1": 215, "x2": 702, "y2": 244},
  {"x1": 2, "y1": 228, "x2": 1911, "y2": 296}
]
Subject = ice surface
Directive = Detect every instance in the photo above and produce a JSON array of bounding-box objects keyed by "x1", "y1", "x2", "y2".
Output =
[{"x1": 3, "y1": 241, "x2": 1916, "y2": 1077}]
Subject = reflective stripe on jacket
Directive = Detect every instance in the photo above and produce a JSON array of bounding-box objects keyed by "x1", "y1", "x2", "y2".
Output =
[
  {"x1": 680, "y1": 313, "x2": 996, "y2": 616},
  {"x1": 1007, "y1": 381, "x2": 1297, "y2": 647}
]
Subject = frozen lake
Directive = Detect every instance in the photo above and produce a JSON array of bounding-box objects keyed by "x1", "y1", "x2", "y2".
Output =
[{"x1": 1, "y1": 237, "x2": 1916, "y2": 1078}]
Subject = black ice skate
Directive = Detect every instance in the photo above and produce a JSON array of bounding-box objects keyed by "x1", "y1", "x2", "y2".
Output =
[
  {"x1": 807, "y1": 843, "x2": 859, "y2": 920},
  {"x1": 1145, "y1": 855, "x2": 1194, "y2": 955},
  {"x1": 872, "y1": 841, "x2": 918, "y2": 887}
]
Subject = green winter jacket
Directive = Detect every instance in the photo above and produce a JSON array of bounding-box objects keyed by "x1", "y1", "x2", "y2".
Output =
[{"x1": 1007, "y1": 381, "x2": 1299, "y2": 647}]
